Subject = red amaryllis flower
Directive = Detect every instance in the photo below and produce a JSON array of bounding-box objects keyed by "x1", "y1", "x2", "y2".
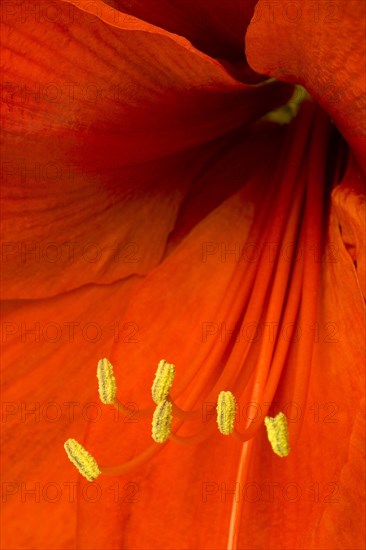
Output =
[{"x1": 1, "y1": 1, "x2": 365, "y2": 549}]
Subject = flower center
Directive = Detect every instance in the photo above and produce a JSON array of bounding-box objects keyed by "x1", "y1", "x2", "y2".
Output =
[
  {"x1": 64, "y1": 357, "x2": 290, "y2": 481},
  {"x1": 64, "y1": 102, "x2": 330, "y2": 519}
]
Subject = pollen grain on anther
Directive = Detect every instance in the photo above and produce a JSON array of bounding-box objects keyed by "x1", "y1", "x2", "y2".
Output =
[
  {"x1": 64, "y1": 438, "x2": 101, "y2": 481},
  {"x1": 151, "y1": 359, "x2": 176, "y2": 405},
  {"x1": 264, "y1": 412, "x2": 290, "y2": 457},
  {"x1": 97, "y1": 358, "x2": 117, "y2": 405}
]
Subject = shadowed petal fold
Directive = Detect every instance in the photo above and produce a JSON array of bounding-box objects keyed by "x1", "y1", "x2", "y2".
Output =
[
  {"x1": 1, "y1": 0, "x2": 291, "y2": 299},
  {"x1": 245, "y1": 0, "x2": 366, "y2": 171},
  {"x1": 104, "y1": 0, "x2": 258, "y2": 65}
]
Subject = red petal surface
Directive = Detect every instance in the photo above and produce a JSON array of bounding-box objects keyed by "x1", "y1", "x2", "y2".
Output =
[
  {"x1": 1, "y1": 276, "x2": 140, "y2": 549},
  {"x1": 1, "y1": 0, "x2": 291, "y2": 299},
  {"x1": 2, "y1": 1, "x2": 365, "y2": 549},
  {"x1": 236, "y1": 153, "x2": 366, "y2": 550},
  {"x1": 2, "y1": 120, "x2": 288, "y2": 549},
  {"x1": 104, "y1": 0, "x2": 258, "y2": 64},
  {"x1": 246, "y1": 0, "x2": 366, "y2": 172},
  {"x1": 75, "y1": 107, "x2": 366, "y2": 549}
]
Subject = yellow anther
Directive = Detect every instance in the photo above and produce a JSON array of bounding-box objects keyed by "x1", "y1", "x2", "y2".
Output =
[
  {"x1": 264, "y1": 412, "x2": 290, "y2": 457},
  {"x1": 97, "y1": 358, "x2": 117, "y2": 405},
  {"x1": 152, "y1": 400, "x2": 173, "y2": 443},
  {"x1": 64, "y1": 438, "x2": 101, "y2": 481},
  {"x1": 216, "y1": 391, "x2": 236, "y2": 435},
  {"x1": 151, "y1": 359, "x2": 176, "y2": 405}
]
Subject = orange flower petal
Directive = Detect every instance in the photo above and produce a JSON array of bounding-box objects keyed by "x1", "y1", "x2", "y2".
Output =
[
  {"x1": 2, "y1": 0, "x2": 289, "y2": 154},
  {"x1": 314, "y1": 398, "x2": 365, "y2": 548},
  {"x1": 74, "y1": 106, "x2": 365, "y2": 549},
  {"x1": 245, "y1": 0, "x2": 366, "y2": 172},
  {"x1": 1, "y1": 0, "x2": 291, "y2": 299},
  {"x1": 76, "y1": 128, "x2": 284, "y2": 549},
  {"x1": 331, "y1": 157, "x2": 366, "y2": 300},
  {"x1": 236, "y1": 154, "x2": 365, "y2": 549},
  {"x1": 104, "y1": 0, "x2": 258, "y2": 65},
  {"x1": 3, "y1": 3, "x2": 364, "y2": 549},
  {"x1": 1, "y1": 276, "x2": 140, "y2": 549},
  {"x1": 1, "y1": 122, "x2": 286, "y2": 550}
]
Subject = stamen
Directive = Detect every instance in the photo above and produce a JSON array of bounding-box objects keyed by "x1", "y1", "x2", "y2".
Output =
[
  {"x1": 264, "y1": 412, "x2": 290, "y2": 457},
  {"x1": 64, "y1": 438, "x2": 101, "y2": 481},
  {"x1": 175, "y1": 105, "x2": 317, "y2": 414},
  {"x1": 169, "y1": 418, "x2": 217, "y2": 445},
  {"x1": 152, "y1": 400, "x2": 173, "y2": 443},
  {"x1": 217, "y1": 391, "x2": 236, "y2": 435},
  {"x1": 151, "y1": 359, "x2": 176, "y2": 405},
  {"x1": 97, "y1": 358, "x2": 117, "y2": 405},
  {"x1": 227, "y1": 440, "x2": 253, "y2": 550},
  {"x1": 100, "y1": 442, "x2": 167, "y2": 476}
]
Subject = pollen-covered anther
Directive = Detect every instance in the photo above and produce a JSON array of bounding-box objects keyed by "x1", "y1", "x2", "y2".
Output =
[
  {"x1": 264, "y1": 412, "x2": 290, "y2": 457},
  {"x1": 64, "y1": 438, "x2": 101, "y2": 481},
  {"x1": 97, "y1": 358, "x2": 117, "y2": 405},
  {"x1": 152, "y1": 400, "x2": 173, "y2": 443},
  {"x1": 216, "y1": 391, "x2": 236, "y2": 435},
  {"x1": 151, "y1": 359, "x2": 176, "y2": 405}
]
